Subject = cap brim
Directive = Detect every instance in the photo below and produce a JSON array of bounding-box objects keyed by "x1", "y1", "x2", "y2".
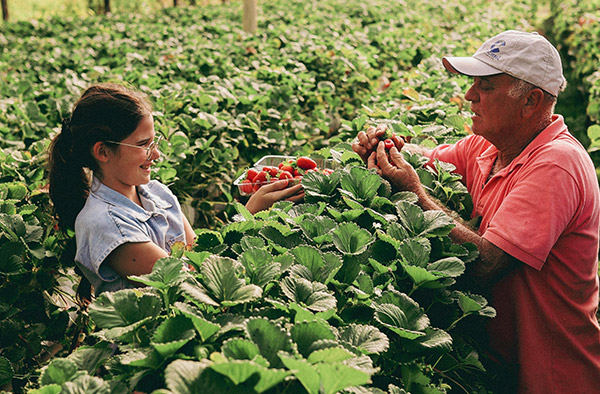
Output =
[{"x1": 442, "y1": 56, "x2": 502, "y2": 77}]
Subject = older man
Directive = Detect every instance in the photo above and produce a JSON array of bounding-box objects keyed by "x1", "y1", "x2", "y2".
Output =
[{"x1": 353, "y1": 30, "x2": 600, "y2": 393}]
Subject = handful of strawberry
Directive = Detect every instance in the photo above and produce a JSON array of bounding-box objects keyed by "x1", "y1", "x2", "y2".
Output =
[
  {"x1": 380, "y1": 127, "x2": 396, "y2": 151},
  {"x1": 238, "y1": 156, "x2": 333, "y2": 195}
]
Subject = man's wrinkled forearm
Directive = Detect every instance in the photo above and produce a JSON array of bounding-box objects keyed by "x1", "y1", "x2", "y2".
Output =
[{"x1": 413, "y1": 188, "x2": 518, "y2": 284}]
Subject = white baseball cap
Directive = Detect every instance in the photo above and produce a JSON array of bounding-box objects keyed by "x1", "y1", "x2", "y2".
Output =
[{"x1": 442, "y1": 30, "x2": 566, "y2": 97}]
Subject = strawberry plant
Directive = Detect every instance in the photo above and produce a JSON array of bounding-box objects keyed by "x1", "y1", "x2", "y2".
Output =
[
  {"x1": 0, "y1": 144, "x2": 77, "y2": 392},
  {"x1": 29, "y1": 147, "x2": 496, "y2": 393}
]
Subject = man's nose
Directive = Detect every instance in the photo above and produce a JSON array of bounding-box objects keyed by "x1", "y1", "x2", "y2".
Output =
[{"x1": 464, "y1": 85, "x2": 478, "y2": 102}]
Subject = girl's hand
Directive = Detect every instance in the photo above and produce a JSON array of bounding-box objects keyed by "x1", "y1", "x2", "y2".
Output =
[{"x1": 245, "y1": 179, "x2": 304, "y2": 214}]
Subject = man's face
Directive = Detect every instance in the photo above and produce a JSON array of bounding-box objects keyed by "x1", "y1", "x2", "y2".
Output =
[{"x1": 464, "y1": 74, "x2": 524, "y2": 144}]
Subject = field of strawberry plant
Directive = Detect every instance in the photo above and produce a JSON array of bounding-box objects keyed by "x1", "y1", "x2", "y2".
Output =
[{"x1": 0, "y1": 0, "x2": 598, "y2": 392}]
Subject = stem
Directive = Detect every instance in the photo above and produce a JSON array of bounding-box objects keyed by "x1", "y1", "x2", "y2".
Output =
[
  {"x1": 446, "y1": 314, "x2": 466, "y2": 331},
  {"x1": 432, "y1": 367, "x2": 470, "y2": 394}
]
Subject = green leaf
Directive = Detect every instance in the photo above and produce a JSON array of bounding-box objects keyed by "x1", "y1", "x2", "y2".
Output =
[
  {"x1": 209, "y1": 361, "x2": 290, "y2": 393},
  {"x1": 396, "y1": 201, "x2": 454, "y2": 237},
  {"x1": 401, "y1": 263, "x2": 441, "y2": 286},
  {"x1": 331, "y1": 222, "x2": 373, "y2": 255},
  {"x1": 280, "y1": 276, "x2": 336, "y2": 312},
  {"x1": 302, "y1": 170, "x2": 342, "y2": 202},
  {"x1": 88, "y1": 290, "x2": 162, "y2": 330},
  {"x1": 164, "y1": 359, "x2": 210, "y2": 394},
  {"x1": 412, "y1": 328, "x2": 453, "y2": 351},
  {"x1": 152, "y1": 314, "x2": 196, "y2": 357},
  {"x1": 184, "y1": 251, "x2": 211, "y2": 271},
  {"x1": 307, "y1": 347, "x2": 355, "y2": 364},
  {"x1": 245, "y1": 318, "x2": 293, "y2": 368},
  {"x1": 339, "y1": 166, "x2": 382, "y2": 203},
  {"x1": 239, "y1": 248, "x2": 281, "y2": 287},
  {"x1": 290, "y1": 320, "x2": 336, "y2": 358},
  {"x1": 180, "y1": 279, "x2": 220, "y2": 307},
  {"x1": 61, "y1": 374, "x2": 112, "y2": 394},
  {"x1": 222, "y1": 338, "x2": 261, "y2": 361},
  {"x1": 201, "y1": 256, "x2": 262, "y2": 306},
  {"x1": 66, "y1": 343, "x2": 114, "y2": 374},
  {"x1": 234, "y1": 201, "x2": 255, "y2": 221},
  {"x1": 339, "y1": 324, "x2": 389, "y2": 354},
  {"x1": 27, "y1": 385, "x2": 62, "y2": 394},
  {"x1": 456, "y1": 292, "x2": 496, "y2": 318},
  {"x1": 374, "y1": 290, "x2": 430, "y2": 338},
  {"x1": 39, "y1": 358, "x2": 79, "y2": 386},
  {"x1": 290, "y1": 245, "x2": 342, "y2": 284},
  {"x1": 128, "y1": 257, "x2": 190, "y2": 290},
  {"x1": 283, "y1": 351, "x2": 374, "y2": 394},
  {"x1": 0, "y1": 356, "x2": 13, "y2": 386},
  {"x1": 427, "y1": 257, "x2": 465, "y2": 277},
  {"x1": 398, "y1": 238, "x2": 431, "y2": 268},
  {"x1": 193, "y1": 229, "x2": 224, "y2": 250},
  {"x1": 279, "y1": 354, "x2": 320, "y2": 394},
  {"x1": 0, "y1": 242, "x2": 25, "y2": 274},
  {"x1": 173, "y1": 302, "x2": 220, "y2": 342},
  {"x1": 374, "y1": 303, "x2": 425, "y2": 339},
  {"x1": 6, "y1": 182, "x2": 27, "y2": 201},
  {"x1": 299, "y1": 215, "x2": 336, "y2": 244},
  {"x1": 587, "y1": 124, "x2": 600, "y2": 151},
  {"x1": 259, "y1": 222, "x2": 304, "y2": 251},
  {"x1": 315, "y1": 362, "x2": 372, "y2": 394}
]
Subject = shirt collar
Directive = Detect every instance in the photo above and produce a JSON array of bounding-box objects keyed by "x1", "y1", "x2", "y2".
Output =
[
  {"x1": 90, "y1": 177, "x2": 172, "y2": 221},
  {"x1": 475, "y1": 114, "x2": 566, "y2": 177}
]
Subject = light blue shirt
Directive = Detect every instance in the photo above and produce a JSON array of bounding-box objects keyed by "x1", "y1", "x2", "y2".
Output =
[{"x1": 75, "y1": 177, "x2": 187, "y2": 295}]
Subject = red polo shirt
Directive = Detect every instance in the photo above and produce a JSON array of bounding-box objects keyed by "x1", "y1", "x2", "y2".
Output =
[{"x1": 430, "y1": 115, "x2": 600, "y2": 393}]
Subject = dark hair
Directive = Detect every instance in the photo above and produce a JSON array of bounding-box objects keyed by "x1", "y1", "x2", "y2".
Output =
[{"x1": 48, "y1": 83, "x2": 152, "y2": 230}]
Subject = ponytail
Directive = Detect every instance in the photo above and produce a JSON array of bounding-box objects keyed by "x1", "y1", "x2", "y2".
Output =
[{"x1": 48, "y1": 117, "x2": 91, "y2": 230}]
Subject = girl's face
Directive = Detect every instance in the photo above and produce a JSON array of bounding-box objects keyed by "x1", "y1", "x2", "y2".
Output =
[{"x1": 99, "y1": 115, "x2": 160, "y2": 199}]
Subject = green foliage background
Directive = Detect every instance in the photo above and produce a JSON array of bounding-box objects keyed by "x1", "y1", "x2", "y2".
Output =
[{"x1": 0, "y1": 0, "x2": 599, "y2": 392}]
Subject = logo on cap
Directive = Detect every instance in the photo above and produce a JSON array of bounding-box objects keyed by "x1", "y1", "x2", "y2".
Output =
[{"x1": 486, "y1": 40, "x2": 506, "y2": 60}]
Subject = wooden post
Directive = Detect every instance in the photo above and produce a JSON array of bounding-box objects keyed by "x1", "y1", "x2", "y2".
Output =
[
  {"x1": 242, "y1": 0, "x2": 257, "y2": 33},
  {"x1": 1, "y1": 0, "x2": 9, "y2": 21},
  {"x1": 174, "y1": 0, "x2": 178, "y2": 6},
  {"x1": 104, "y1": 0, "x2": 111, "y2": 14}
]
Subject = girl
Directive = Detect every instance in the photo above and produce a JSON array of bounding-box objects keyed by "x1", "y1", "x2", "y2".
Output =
[{"x1": 48, "y1": 83, "x2": 302, "y2": 297}]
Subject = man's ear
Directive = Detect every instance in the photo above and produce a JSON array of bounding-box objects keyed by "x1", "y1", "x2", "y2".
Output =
[
  {"x1": 92, "y1": 141, "x2": 110, "y2": 162},
  {"x1": 522, "y1": 88, "x2": 545, "y2": 118}
]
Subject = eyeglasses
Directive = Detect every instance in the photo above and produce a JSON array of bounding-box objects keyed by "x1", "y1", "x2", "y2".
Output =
[{"x1": 105, "y1": 135, "x2": 163, "y2": 160}]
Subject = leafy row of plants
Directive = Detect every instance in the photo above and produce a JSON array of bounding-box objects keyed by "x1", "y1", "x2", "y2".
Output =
[
  {"x1": 545, "y1": 0, "x2": 600, "y2": 174},
  {"x1": 28, "y1": 147, "x2": 502, "y2": 393},
  {"x1": 0, "y1": 0, "x2": 539, "y2": 228}
]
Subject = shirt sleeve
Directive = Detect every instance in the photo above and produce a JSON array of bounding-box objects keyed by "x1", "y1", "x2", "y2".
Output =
[
  {"x1": 482, "y1": 162, "x2": 580, "y2": 270},
  {"x1": 76, "y1": 207, "x2": 152, "y2": 282}
]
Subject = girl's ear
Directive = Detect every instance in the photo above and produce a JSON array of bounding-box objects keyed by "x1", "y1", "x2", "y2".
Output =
[{"x1": 92, "y1": 141, "x2": 110, "y2": 163}]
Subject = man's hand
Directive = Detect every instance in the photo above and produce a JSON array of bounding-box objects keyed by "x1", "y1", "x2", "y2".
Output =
[
  {"x1": 368, "y1": 141, "x2": 423, "y2": 196},
  {"x1": 352, "y1": 124, "x2": 406, "y2": 164},
  {"x1": 245, "y1": 179, "x2": 304, "y2": 214}
]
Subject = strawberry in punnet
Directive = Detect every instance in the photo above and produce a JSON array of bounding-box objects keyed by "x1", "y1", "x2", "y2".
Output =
[
  {"x1": 279, "y1": 170, "x2": 293, "y2": 181},
  {"x1": 246, "y1": 168, "x2": 259, "y2": 182},
  {"x1": 253, "y1": 170, "x2": 269, "y2": 186},
  {"x1": 263, "y1": 166, "x2": 279, "y2": 177},
  {"x1": 239, "y1": 179, "x2": 254, "y2": 194},
  {"x1": 280, "y1": 164, "x2": 294, "y2": 173},
  {"x1": 296, "y1": 156, "x2": 317, "y2": 170}
]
